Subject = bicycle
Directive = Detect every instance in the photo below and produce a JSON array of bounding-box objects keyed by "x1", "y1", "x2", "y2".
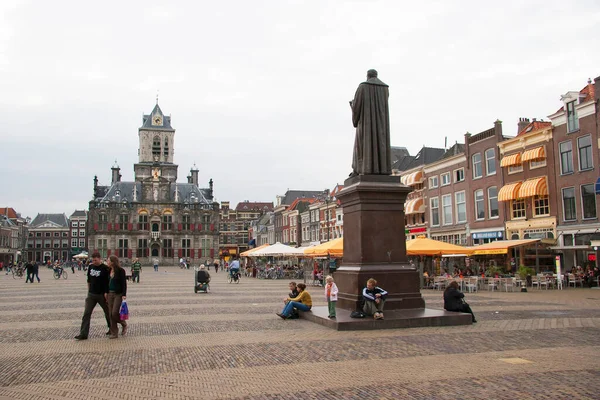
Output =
[
  {"x1": 12, "y1": 266, "x2": 25, "y2": 279},
  {"x1": 227, "y1": 271, "x2": 240, "y2": 284},
  {"x1": 53, "y1": 267, "x2": 68, "y2": 280}
]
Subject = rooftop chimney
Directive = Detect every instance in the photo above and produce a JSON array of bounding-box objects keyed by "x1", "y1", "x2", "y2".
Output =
[
  {"x1": 517, "y1": 117, "x2": 530, "y2": 135},
  {"x1": 111, "y1": 161, "x2": 121, "y2": 184}
]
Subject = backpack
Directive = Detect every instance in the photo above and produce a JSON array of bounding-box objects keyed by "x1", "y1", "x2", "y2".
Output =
[{"x1": 350, "y1": 310, "x2": 366, "y2": 318}]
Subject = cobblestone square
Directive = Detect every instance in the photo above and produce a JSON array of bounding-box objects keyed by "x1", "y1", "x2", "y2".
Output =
[{"x1": 1, "y1": 268, "x2": 599, "y2": 399}]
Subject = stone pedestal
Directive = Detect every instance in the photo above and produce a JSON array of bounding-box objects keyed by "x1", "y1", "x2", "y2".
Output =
[{"x1": 334, "y1": 175, "x2": 425, "y2": 311}]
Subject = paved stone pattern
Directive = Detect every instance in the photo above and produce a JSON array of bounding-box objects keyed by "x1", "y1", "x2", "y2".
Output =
[{"x1": 1, "y1": 269, "x2": 599, "y2": 399}]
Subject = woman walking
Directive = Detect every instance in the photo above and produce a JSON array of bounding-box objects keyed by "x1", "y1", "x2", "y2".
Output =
[{"x1": 107, "y1": 255, "x2": 128, "y2": 338}]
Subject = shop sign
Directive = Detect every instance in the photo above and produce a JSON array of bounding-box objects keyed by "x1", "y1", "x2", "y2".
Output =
[
  {"x1": 472, "y1": 231, "x2": 503, "y2": 240},
  {"x1": 409, "y1": 227, "x2": 427, "y2": 234}
]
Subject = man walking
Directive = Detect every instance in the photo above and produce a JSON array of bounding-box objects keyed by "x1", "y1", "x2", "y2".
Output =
[
  {"x1": 132, "y1": 258, "x2": 141, "y2": 283},
  {"x1": 25, "y1": 260, "x2": 34, "y2": 283},
  {"x1": 75, "y1": 252, "x2": 111, "y2": 340},
  {"x1": 32, "y1": 261, "x2": 40, "y2": 282}
]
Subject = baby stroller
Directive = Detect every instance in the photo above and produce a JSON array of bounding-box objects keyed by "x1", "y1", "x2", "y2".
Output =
[{"x1": 194, "y1": 269, "x2": 211, "y2": 293}]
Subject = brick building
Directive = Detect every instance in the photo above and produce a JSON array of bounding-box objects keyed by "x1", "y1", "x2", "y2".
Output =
[
  {"x1": 69, "y1": 210, "x2": 88, "y2": 257},
  {"x1": 549, "y1": 77, "x2": 600, "y2": 270},
  {"x1": 26, "y1": 214, "x2": 69, "y2": 263},
  {"x1": 219, "y1": 201, "x2": 273, "y2": 257}
]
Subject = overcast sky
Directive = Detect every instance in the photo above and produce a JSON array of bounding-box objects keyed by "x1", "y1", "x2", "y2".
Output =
[{"x1": 2, "y1": 0, "x2": 599, "y2": 220}]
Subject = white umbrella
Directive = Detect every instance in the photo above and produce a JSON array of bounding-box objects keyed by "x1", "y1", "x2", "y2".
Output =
[
  {"x1": 73, "y1": 252, "x2": 88, "y2": 259},
  {"x1": 248, "y1": 242, "x2": 305, "y2": 257}
]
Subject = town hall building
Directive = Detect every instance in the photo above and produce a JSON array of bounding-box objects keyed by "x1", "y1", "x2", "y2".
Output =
[{"x1": 87, "y1": 103, "x2": 220, "y2": 264}]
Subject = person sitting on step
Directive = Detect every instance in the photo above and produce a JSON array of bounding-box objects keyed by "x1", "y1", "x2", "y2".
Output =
[{"x1": 362, "y1": 278, "x2": 387, "y2": 320}]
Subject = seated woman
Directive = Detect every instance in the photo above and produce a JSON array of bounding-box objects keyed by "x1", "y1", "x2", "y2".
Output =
[
  {"x1": 444, "y1": 281, "x2": 476, "y2": 323},
  {"x1": 196, "y1": 265, "x2": 211, "y2": 283},
  {"x1": 277, "y1": 283, "x2": 312, "y2": 319}
]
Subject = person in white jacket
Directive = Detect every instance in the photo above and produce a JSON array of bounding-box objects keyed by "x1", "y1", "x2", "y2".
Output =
[{"x1": 324, "y1": 275, "x2": 339, "y2": 319}]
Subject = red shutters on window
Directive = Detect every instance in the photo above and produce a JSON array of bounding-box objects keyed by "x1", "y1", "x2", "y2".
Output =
[
  {"x1": 107, "y1": 223, "x2": 112, "y2": 231},
  {"x1": 107, "y1": 249, "x2": 111, "y2": 256},
  {"x1": 128, "y1": 249, "x2": 132, "y2": 259},
  {"x1": 198, "y1": 249, "x2": 203, "y2": 258},
  {"x1": 115, "y1": 223, "x2": 120, "y2": 231},
  {"x1": 177, "y1": 249, "x2": 182, "y2": 258},
  {"x1": 128, "y1": 223, "x2": 133, "y2": 231},
  {"x1": 178, "y1": 224, "x2": 182, "y2": 231},
  {"x1": 198, "y1": 224, "x2": 203, "y2": 231},
  {"x1": 191, "y1": 249, "x2": 195, "y2": 258},
  {"x1": 210, "y1": 249, "x2": 214, "y2": 258},
  {"x1": 190, "y1": 224, "x2": 195, "y2": 231},
  {"x1": 93, "y1": 223, "x2": 98, "y2": 231},
  {"x1": 210, "y1": 224, "x2": 214, "y2": 231}
]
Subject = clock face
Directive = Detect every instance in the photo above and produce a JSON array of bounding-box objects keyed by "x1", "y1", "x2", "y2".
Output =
[{"x1": 153, "y1": 117, "x2": 162, "y2": 125}]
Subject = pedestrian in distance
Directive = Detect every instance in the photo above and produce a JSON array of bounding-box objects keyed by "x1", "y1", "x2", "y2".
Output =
[
  {"x1": 25, "y1": 260, "x2": 34, "y2": 283},
  {"x1": 106, "y1": 255, "x2": 127, "y2": 339},
  {"x1": 324, "y1": 275, "x2": 338, "y2": 319},
  {"x1": 75, "y1": 251, "x2": 111, "y2": 340},
  {"x1": 131, "y1": 258, "x2": 141, "y2": 283},
  {"x1": 153, "y1": 258, "x2": 159, "y2": 272},
  {"x1": 32, "y1": 261, "x2": 40, "y2": 283}
]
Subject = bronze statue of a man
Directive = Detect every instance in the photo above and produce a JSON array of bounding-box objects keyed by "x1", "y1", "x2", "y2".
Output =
[{"x1": 349, "y1": 69, "x2": 391, "y2": 176}]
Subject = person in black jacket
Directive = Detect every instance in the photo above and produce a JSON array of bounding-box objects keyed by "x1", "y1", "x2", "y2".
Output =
[
  {"x1": 75, "y1": 252, "x2": 111, "y2": 340},
  {"x1": 362, "y1": 278, "x2": 388, "y2": 320},
  {"x1": 444, "y1": 281, "x2": 476, "y2": 323},
  {"x1": 107, "y1": 255, "x2": 128, "y2": 339}
]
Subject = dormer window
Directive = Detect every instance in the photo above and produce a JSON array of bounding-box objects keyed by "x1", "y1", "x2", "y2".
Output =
[{"x1": 566, "y1": 100, "x2": 579, "y2": 133}]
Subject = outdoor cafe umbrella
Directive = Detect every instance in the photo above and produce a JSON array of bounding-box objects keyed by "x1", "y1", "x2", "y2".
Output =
[
  {"x1": 303, "y1": 237, "x2": 343, "y2": 257},
  {"x1": 247, "y1": 242, "x2": 305, "y2": 257},
  {"x1": 406, "y1": 236, "x2": 473, "y2": 256},
  {"x1": 239, "y1": 243, "x2": 270, "y2": 257},
  {"x1": 73, "y1": 252, "x2": 88, "y2": 259}
]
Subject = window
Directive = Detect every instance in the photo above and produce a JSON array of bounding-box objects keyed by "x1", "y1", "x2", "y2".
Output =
[
  {"x1": 508, "y1": 163, "x2": 523, "y2": 174},
  {"x1": 79, "y1": 229, "x2": 85, "y2": 237},
  {"x1": 472, "y1": 153, "x2": 482, "y2": 179},
  {"x1": 137, "y1": 239, "x2": 148, "y2": 257},
  {"x1": 454, "y1": 168, "x2": 464, "y2": 183},
  {"x1": 534, "y1": 195, "x2": 550, "y2": 217},
  {"x1": 474, "y1": 190, "x2": 484, "y2": 220},
  {"x1": 118, "y1": 239, "x2": 129, "y2": 258},
  {"x1": 530, "y1": 158, "x2": 546, "y2": 169},
  {"x1": 163, "y1": 138, "x2": 169, "y2": 158},
  {"x1": 488, "y1": 187, "x2": 499, "y2": 218},
  {"x1": 139, "y1": 214, "x2": 149, "y2": 230},
  {"x1": 485, "y1": 148, "x2": 496, "y2": 175},
  {"x1": 182, "y1": 215, "x2": 191, "y2": 230},
  {"x1": 71, "y1": 239, "x2": 78, "y2": 247},
  {"x1": 430, "y1": 197, "x2": 439, "y2": 226},
  {"x1": 429, "y1": 176, "x2": 438, "y2": 188},
  {"x1": 152, "y1": 136, "x2": 161, "y2": 159},
  {"x1": 455, "y1": 191, "x2": 466, "y2": 223},
  {"x1": 442, "y1": 194, "x2": 452, "y2": 225},
  {"x1": 181, "y1": 238, "x2": 191, "y2": 258},
  {"x1": 71, "y1": 222, "x2": 78, "y2": 227},
  {"x1": 118, "y1": 214, "x2": 129, "y2": 229},
  {"x1": 441, "y1": 173, "x2": 450, "y2": 186},
  {"x1": 512, "y1": 199, "x2": 526, "y2": 219},
  {"x1": 71, "y1": 229, "x2": 77, "y2": 237},
  {"x1": 54, "y1": 232, "x2": 59, "y2": 237},
  {"x1": 578, "y1": 135, "x2": 593, "y2": 171},
  {"x1": 566, "y1": 100, "x2": 579, "y2": 132},
  {"x1": 562, "y1": 187, "x2": 576, "y2": 221},
  {"x1": 80, "y1": 222, "x2": 86, "y2": 228},
  {"x1": 581, "y1": 184, "x2": 596, "y2": 219},
  {"x1": 162, "y1": 214, "x2": 173, "y2": 230},
  {"x1": 162, "y1": 238, "x2": 173, "y2": 258},
  {"x1": 98, "y1": 214, "x2": 108, "y2": 231},
  {"x1": 97, "y1": 239, "x2": 108, "y2": 258},
  {"x1": 36, "y1": 232, "x2": 41, "y2": 237},
  {"x1": 559, "y1": 141, "x2": 573, "y2": 174},
  {"x1": 79, "y1": 239, "x2": 85, "y2": 248}
]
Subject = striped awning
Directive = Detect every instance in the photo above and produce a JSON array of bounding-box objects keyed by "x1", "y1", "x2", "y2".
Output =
[
  {"x1": 521, "y1": 146, "x2": 546, "y2": 162},
  {"x1": 518, "y1": 177, "x2": 548, "y2": 198},
  {"x1": 405, "y1": 198, "x2": 424, "y2": 215},
  {"x1": 500, "y1": 153, "x2": 522, "y2": 167},
  {"x1": 498, "y1": 182, "x2": 523, "y2": 202},
  {"x1": 402, "y1": 171, "x2": 424, "y2": 186}
]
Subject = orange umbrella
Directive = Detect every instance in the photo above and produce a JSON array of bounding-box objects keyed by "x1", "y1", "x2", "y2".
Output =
[
  {"x1": 406, "y1": 236, "x2": 473, "y2": 256},
  {"x1": 303, "y1": 237, "x2": 343, "y2": 257}
]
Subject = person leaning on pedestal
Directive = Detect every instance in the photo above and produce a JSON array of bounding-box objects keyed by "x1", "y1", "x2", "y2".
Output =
[
  {"x1": 443, "y1": 281, "x2": 476, "y2": 323},
  {"x1": 362, "y1": 278, "x2": 387, "y2": 320}
]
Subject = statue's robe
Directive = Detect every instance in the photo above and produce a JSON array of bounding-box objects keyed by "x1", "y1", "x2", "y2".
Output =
[{"x1": 351, "y1": 77, "x2": 391, "y2": 175}]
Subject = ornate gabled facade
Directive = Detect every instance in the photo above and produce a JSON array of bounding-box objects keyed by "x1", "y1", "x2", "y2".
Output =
[{"x1": 88, "y1": 103, "x2": 220, "y2": 264}]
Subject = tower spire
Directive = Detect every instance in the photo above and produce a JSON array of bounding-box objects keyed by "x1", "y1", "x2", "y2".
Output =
[{"x1": 156, "y1": 90, "x2": 159, "y2": 105}]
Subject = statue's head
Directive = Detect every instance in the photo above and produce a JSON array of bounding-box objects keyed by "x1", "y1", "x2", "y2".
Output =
[{"x1": 367, "y1": 69, "x2": 378, "y2": 79}]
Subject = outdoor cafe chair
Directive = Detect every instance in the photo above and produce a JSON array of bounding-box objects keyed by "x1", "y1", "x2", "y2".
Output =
[
  {"x1": 433, "y1": 276, "x2": 447, "y2": 291},
  {"x1": 568, "y1": 274, "x2": 582, "y2": 288},
  {"x1": 531, "y1": 276, "x2": 541, "y2": 289},
  {"x1": 487, "y1": 277, "x2": 499, "y2": 292},
  {"x1": 538, "y1": 275, "x2": 550, "y2": 290},
  {"x1": 465, "y1": 277, "x2": 478, "y2": 293},
  {"x1": 502, "y1": 277, "x2": 516, "y2": 292}
]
